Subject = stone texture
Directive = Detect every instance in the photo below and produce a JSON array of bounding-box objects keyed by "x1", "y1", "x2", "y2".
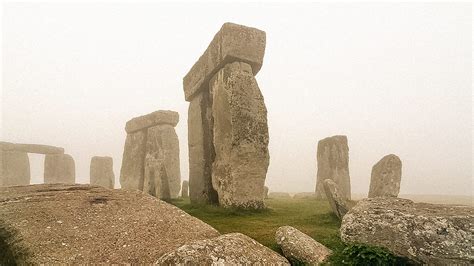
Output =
[
  {"x1": 341, "y1": 197, "x2": 474, "y2": 265},
  {"x1": 263, "y1": 186, "x2": 269, "y2": 199},
  {"x1": 125, "y1": 110, "x2": 179, "y2": 134},
  {"x1": 0, "y1": 142, "x2": 64, "y2": 154},
  {"x1": 156, "y1": 233, "x2": 289, "y2": 265},
  {"x1": 210, "y1": 61, "x2": 269, "y2": 209},
  {"x1": 315, "y1": 135, "x2": 351, "y2": 200},
  {"x1": 120, "y1": 130, "x2": 147, "y2": 191},
  {"x1": 323, "y1": 179, "x2": 352, "y2": 220},
  {"x1": 276, "y1": 226, "x2": 332, "y2": 264},
  {"x1": 0, "y1": 150, "x2": 30, "y2": 186},
  {"x1": 368, "y1": 154, "x2": 402, "y2": 198},
  {"x1": 187, "y1": 92, "x2": 219, "y2": 204},
  {"x1": 44, "y1": 154, "x2": 75, "y2": 184},
  {"x1": 293, "y1": 192, "x2": 316, "y2": 199},
  {"x1": 181, "y1": 180, "x2": 189, "y2": 198},
  {"x1": 183, "y1": 22, "x2": 266, "y2": 101},
  {"x1": 143, "y1": 124, "x2": 181, "y2": 199},
  {"x1": 268, "y1": 192, "x2": 291, "y2": 199},
  {"x1": 0, "y1": 184, "x2": 219, "y2": 264},
  {"x1": 90, "y1": 156, "x2": 115, "y2": 189}
]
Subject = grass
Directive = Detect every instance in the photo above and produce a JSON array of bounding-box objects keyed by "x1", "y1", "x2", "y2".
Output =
[{"x1": 169, "y1": 197, "x2": 346, "y2": 256}]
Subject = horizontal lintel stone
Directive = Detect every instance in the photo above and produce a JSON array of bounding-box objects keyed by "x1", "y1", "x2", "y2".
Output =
[
  {"x1": 125, "y1": 110, "x2": 179, "y2": 133},
  {"x1": 0, "y1": 142, "x2": 64, "y2": 154}
]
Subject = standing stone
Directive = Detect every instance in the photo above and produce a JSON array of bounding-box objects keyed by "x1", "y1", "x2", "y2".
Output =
[
  {"x1": 368, "y1": 154, "x2": 402, "y2": 198},
  {"x1": 182, "y1": 180, "x2": 189, "y2": 198},
  {"x1": 210, "y1": 62, "x2": 269, "y2": 209},
  {"x1": 323, "y1": 179, "x2": 352, "y2": 219},
  {"x1": 315, "y1": 135, "x2": 351, "y2": 200},
  {"x1": 143, "y1": 124, "x2": 181, "y2": 199},
  {"x1": 120, "y1": 130, "x2": 147, "y2": 191},
  {"x1": 90, "y1": 156, "x2": 115, "y2": 189},
  {"x1": 0, "y1": 150, "x2": 30, "y2": 186},
  {"x1": 44, "y1": 154, "x2": 75, "y2": 184},
  {"x1": 263, "y1": 186, "x2": 269, "y2": 199}
]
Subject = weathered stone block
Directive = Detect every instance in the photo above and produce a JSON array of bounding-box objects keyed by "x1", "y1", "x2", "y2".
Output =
[
  {"x1": 0, "y1": 141, "x2": 64, "y2": 154},
  {"x1": 210, "y1": 61, "x2": 269, "y2": 209},
  {"x1": 125, "y1": 110, "x2": 179, "y2": 134},
  {"x1": 90, "y1": 156, "x2": 115, "y2": 189},
  {"x1": 0, "y1": 150, "x2": 30, "y2": 186},
  {"x1": 183, "y1": 22, "x2": 266, "y2": 101},
  {"x1": 120, "y1": 130, "x2": 147, "y2": 190},
  {"x1": 323, "y1": 179, "x2": 352, "y2": 220},
  {"x1": 44, "y1": 154, "x2": 75, "y2": 184},
  {"x1": 368, "y1": 154, "x2": 402, "y2": 198}
]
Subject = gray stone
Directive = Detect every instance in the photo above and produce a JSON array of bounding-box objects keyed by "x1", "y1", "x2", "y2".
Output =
[
  {"x1": 268, "y1": 192, "x2": 292, "y2": 199},
  {"x1": 0, "y1": 184, "x2": 220, "y2": 264},
  {"x1": 0, "y1": 150, "x2": 30, "y2": 186},
  {"x1": 323, "y1": 179, "x2": 352, "y2": 220},
  {"x1": 90, "y1": 156, "x2": 115, "y2": 189},
  {"x1": 368, "y1": 154, "x2": 402, "y2": 198},
  {"x1": 125, "y1": 110, "x2": 179, "y2": 134},
  {"x1": 143, "y1": 124, "x2": 181, "y2": 199},
  {"x1": 263, "y1": 186, "x2": 269, "y2": 199},
  {"x1": 181, "y1": 180, "x2": 189, "y2": 198},
  {"x1": 276, "y1": 226, "x2": 332, "y2": 264},
  {"x1": 210, "y1": 61, "x2": 269, "y2": 209},
  {"x1": 44, "y1": 154, "x2": 75, "y2": 184},
  {"x1": 315, "y1": 135, "x2": 351, "y2": 200},
  {"x1": 156, "y1": 233, "x2": 289, "y2": 265},
  {"x1": 341, "y1": 197, "x2": 474, "y2": 265},
  {"x1": 183, "y1": 22, "x2": 266, "y2": 101},
  {"x1": 120, "y1": 130, "x2": 147, "y2": 191},
  {"x1": 187, "y1": 92, "x2": 219, "y2": 204},
  {"x1": 0, "y1": 141, "x2": 64, "y2": 154},
  {"x1": 293, "y1": 192, "x2": 316, "y2": 199}
]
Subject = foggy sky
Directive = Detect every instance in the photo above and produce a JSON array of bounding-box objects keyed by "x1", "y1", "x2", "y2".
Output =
[{"x1": 2, "y1": 3, "x2": 472, "y2": 196}]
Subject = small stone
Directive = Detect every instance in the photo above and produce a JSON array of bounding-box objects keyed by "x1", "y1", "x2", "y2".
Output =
[{"x1": 368, "y1": 154, "x2": 402, "y2": 198}]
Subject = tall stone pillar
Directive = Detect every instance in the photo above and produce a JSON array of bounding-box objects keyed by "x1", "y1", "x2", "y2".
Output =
[
  {"x1": 44, "y1": 154, "x2": 75, "y2": 184},
  {"x1": 183, "y1": 23, "x2": 268, "y2": 209},
  {"x1": 90, "y1": 156, "x2": 115, "y2": 189},
  {"x1": 315, "y1": 135, "x2": 351, "y2": 200},
  {"x1": 0, "y1": 150, "x2": 30, "y2": 186}
]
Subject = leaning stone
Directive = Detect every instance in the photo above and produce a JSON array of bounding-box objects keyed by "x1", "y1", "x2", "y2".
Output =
[
  {"x1": 323, "y1": 179, "x2": 352, "y2": 220},
  {"x1": 120, "y1": 130, "x2": 147, "y2": 191},
  {"x1": 0, "y1": 184, "x2": 220, "y2": 264},
  {"x1": 44, "y1": 154, "x2": 75, "y2": 184},
  {"x1": 155, "y1": 233, "x2": 289, "y2": 265},
  {"x1": 276, "y1": 226, "x2": 332, "y2": 264},
  {"x1": 125, "y1": 110, "x2": 179, "y2": 134},
  {"x1": 90, "y1": 156, "x2": 115, "y2": 189},
  {"x1": 268, "y1": 192, "x2": 292, "y2": 199},
  {"x1": 368, "y1": 154, "x2": 402, "y2": 198},
  {"x1": 181, "y1": 180, "x2": 189, "y2": 198},
  {"x1": 340, "y1": 197, "x2": 474, "y2": 265},
  {"x1": 315, "y1": 135, "x2": 351, "y2": 199},
  {"x1": 183, "y1": 22, "x2": 266, "y2": 101},
  {"x1": 0, "y1": 150, "x2": 30, "y2": 186},
  {"x1": 210, "y1": 61, "x2": 269, "y2": 209},
  {"x1": 293, "y1": 192, "x2": 316, "y2": 199}
]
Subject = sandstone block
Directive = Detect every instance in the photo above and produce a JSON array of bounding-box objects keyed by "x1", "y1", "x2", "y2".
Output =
[
  {"x1": 263, "y1": 186, "x2": 269, "y2": 199},
  {"x1": 181, "y1": 180, "x2": 189, "y2": 198},
  {"x1": 120, "y1": 130, "x2": 147, "y2": 190},
  {"x1": 323, "y1": 179, "x2": 352, "y2": 220},
  {"x1": 90, "y1": 156, "x2": 115, "y2": 189},
  {"x1": 44, "y1": 154, "x2": 75, "y2": 184},
  {"x1": 315, "y1": 135, "x2": 351, "y2": 199},
  {"x1": 0, "y1": 142, "x2": 64, "y2": 154},
  {"x1": 0, "y1": 150, "x2": 30, "y2": 186},
  {"x1": 183, "y1": 22, "x2": 266, "y2": 101},
  {"x1": 341, "y1": 197, "x2": 474, "y2": 264},
  {"x1": 210, "y1": 62, "x2": 269, "y2": 209},
  {"x1": 125, "y1": 110, "x2": 178, "y2": 134},
  {"x1": 368, "y1": 154, "x2": 402, "y2": 198}
]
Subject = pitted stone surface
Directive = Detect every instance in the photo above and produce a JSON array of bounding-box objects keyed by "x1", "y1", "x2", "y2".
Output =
[
  {"x1": 315, "y1": 135, "x2": 351, "y2": 200},
  {"x1": 183, "y1": 22, "x2": 266, "y2": 101},
  {"x1": 90, "y1": 156, "x2": 115, "y2": 189},
  {"x1": 125, "y1": 110, "x2": 179, "y2": 134},
  {"x1": 210, "y1": 62, "x2": 269, "y2": 209},
  {"x1": 276, "y1": 226, "x2": 332, "y2": 264},
  {"x1": 156, "y1": 233, "x2": 289, "y2": 265},
  {"x1": 120, "y1": 131, "x2": 147, "y2": 191},
  {"x1": 44, "y1": 154, "x2": 75, "y2": 184},
  {"x1": 0, "y1": 150, "x2": 30, "y2": 186},
  {"x1": 341, "y1": 197, "x2": 474, "y2": 265},
  {"x1": 368, "y1": 154, "x2": 402, "y2": 198}
]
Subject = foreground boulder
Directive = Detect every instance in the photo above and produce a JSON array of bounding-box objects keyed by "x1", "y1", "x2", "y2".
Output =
[
  {"x1": 340, "y1": 197, "x2": 474, "y2": 265},
  {"x1": 323, "y1": 179, "x2": 352, "y2": 219},
  {"x1": 156, "y1": 233, "x2": 289, "y2": 265},
  {"x1": 275, "y1": 226, "x2": 332, "y2": 264},
  {"x1": 0, "y1": 184, "x2": 219, "y2": 264}
]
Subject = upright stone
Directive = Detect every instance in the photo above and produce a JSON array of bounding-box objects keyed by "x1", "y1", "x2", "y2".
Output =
[
  {"x1": 182, "y1": 180, "x2": 189, "y2": 198},
  {"x1": 120, "y1": 130, "x2": 147, "y2": 190},
  {"x1": 44, "y1": 154, "x2": 75, "y2": 184},
  {"x1": 90, "y1": 156, "x2": 115, "y2": 189},
  {"x1": 263, "y1": 186, "x2": 269, "y2": 199},
  {"x1": 368, "y1": 154, "x2": 402, "y2": 198},
  {"x1": 0, "y1": 150, "x2": 30, "y2": 186},
  {"x1": 315, "y1": 136, "x2": 351, "y2": 200},
  {"x1": 210, "y1": 62, "x2": 269, "y2": 209}
]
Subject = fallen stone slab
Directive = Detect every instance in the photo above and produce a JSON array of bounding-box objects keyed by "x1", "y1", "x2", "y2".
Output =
[
  {"x1": 90, "y1": 156, "x2": 115, "y2": 189},
  {"x1": 0, "y1": 142, "x2": 64, "y2": 154},
  {"x1": 155, "y1": 233, "x2": 290, "y2": 265},
  {"x1": 125, "y1": 110, "x2": 179, "y2": 134},
  {"x1": 0, "y1": 150, "x2": 30, "y2": 186},
  {"x1": 340, "y1": 197, "x2": 474, "y2": 265},
  {"x1": 368, "y1": 154, "x2": 402, "y2": 198},
  {"x1": 276, "y1": 226, "x2": 332, "y2": 264},
  {"x1": 323, "y1": 179, "x2": 353, "y2": 220},
  {"x1": 183, "y1": 22, "x2": 266, "y2": 101},
  {"x1": 0, "y1": 184, "x2": 220, "y2": 264}
]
